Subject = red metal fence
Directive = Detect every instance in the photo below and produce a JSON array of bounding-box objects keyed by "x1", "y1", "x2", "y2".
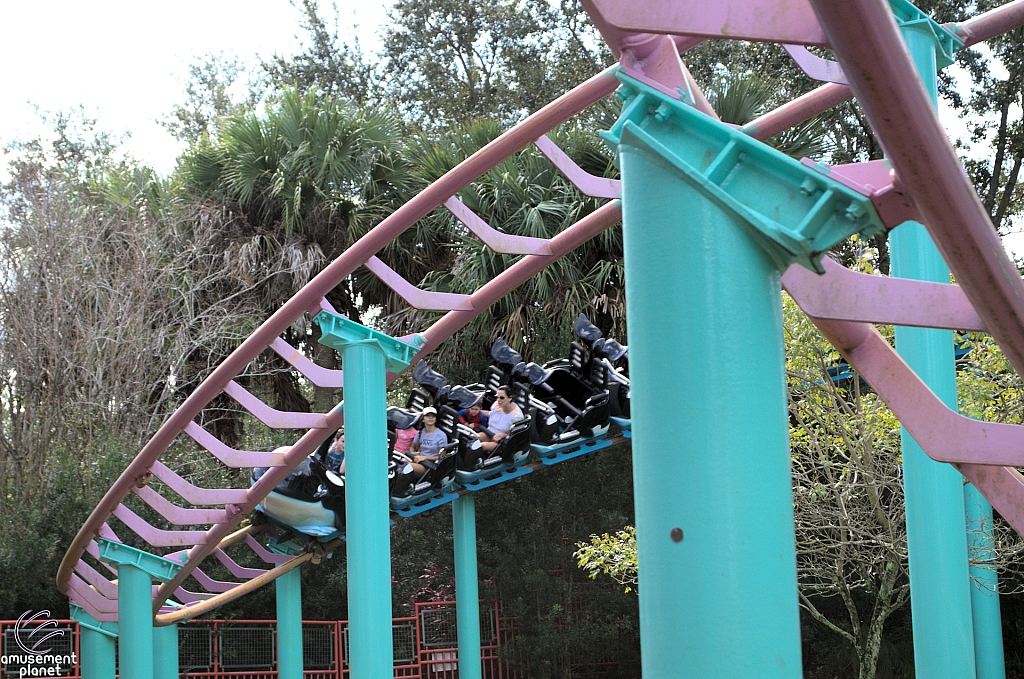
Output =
[{"x1": 0, "y1": 602, "x2": 515, "y2": 679}]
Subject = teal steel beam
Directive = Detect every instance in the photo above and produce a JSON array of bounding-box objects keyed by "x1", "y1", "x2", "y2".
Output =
[
  {"x1": 965, "y1": 484, "x2": 1006, "y2": 679},
  {"x1": 891, "y1": 8, "x2": 980, "y2": 678},
  {"x1": 318, "y1": 314, "x2": 421, "y2": 679},
  {"x1": 618, "y1": 137, "x2": 800, "y2": 677},
  {"x1": 341, "y1": 342, "x2": 393, "y2": 678},
  {"x1": 276, "y1": 567, "x2": 304, "y2": 679},
  {"x1": 153, "y1": 623, "x2": 178, "y2": 679},
  {"x1": 116, "y1": 564, "x2": 155, "y2": 679},
  {"x1": 80, "y1": 626, "x2": 116, "y2": 679},
  {"x1": 453, "y1": 494, "x2": 482, "y2": 679},
  {"x1": 606, "y1": 65, "x2": 885, "y2": 676}
]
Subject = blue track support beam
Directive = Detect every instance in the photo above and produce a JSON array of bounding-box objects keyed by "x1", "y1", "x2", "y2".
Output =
[
  {"x1": 276, "y1": 567, "x2": 304, "y2": 679},
  {"x1": 341, "y1": 342, "x2": 395, "y2": 679},
  {"x1": 613, "y1": 100, "x2": 803, "y2": 676},
  {"x1": 893, "y1": 13, "x2": 980, "y2": 679},
  {"x1": 453, "y1": 494, "x2": 482, "y2": 679},
  {"x1": 965, "y1": 483, "x2": 1006, "y2": 679},
  {"x1": 317, "y1": 314, "x2": 421, "y2": 679},
  {"x1": 80, "y1": 627, "x2": 115, "y2": 679},
  {"x1": 153, "y1": 623, "x2": 178, "y2": 679},
  {"x1": 94, "y1": 538, "x2": 182, "y2": 679},
  {"x1": 117, "y1": 564, "x2": 155, "y2": 679}
]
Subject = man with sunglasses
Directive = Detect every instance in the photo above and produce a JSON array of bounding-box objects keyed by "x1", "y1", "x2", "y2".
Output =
[{"x1": 479, "y1": 385, "x2": 524, "y2": 452}]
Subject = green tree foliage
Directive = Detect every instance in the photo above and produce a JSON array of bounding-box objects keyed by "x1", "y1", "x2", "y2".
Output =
[
  {"x1": 573, "y1": 526, "x2": 636, "y2": 593},
  {"x1": 184, "y1": 88, "x2": 410, "y2": 243},
  {"x1": 263, "y1": 0, "x2": 378, "y2": 106},
  {"x1": 785, "y1": 292, "x2": 907, "y2": 679},
  {"x1": 954, "y1": 22, "x2": 1024, "y2": 234},
  {"x1": 162, "y1": 52, "x2": 258, "y2": 145},
  {"x1": 382, "y1": 0, "x2": 573, "y2": 129},
  {"x1": 0, "y1": 114, "x2": 264, "y2": 616},
  {"x1": 391, "y1": 121, "x2": 623, "y2": 368},
  {"x1": 180, "y1": 88, "x2": 418, "y2": 411}
]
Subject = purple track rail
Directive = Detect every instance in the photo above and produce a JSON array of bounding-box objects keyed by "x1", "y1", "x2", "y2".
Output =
[{"x1": 59, "y1": 0, "x2": 1024, "y2": 625}]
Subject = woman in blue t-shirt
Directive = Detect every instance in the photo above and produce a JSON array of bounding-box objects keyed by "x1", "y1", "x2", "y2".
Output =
[{"x1": 410, "y1": 407, "x2": 448, "y2": 478}]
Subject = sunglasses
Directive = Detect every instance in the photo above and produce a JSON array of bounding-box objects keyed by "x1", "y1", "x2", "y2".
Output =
[{"x1": 495, "y1": 395, "x2": 508, "y2": 400}]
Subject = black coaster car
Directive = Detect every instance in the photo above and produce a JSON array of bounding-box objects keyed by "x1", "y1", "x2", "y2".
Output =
[{"x1": 252, "y1": 442, "x2": 345, "y2": 537}]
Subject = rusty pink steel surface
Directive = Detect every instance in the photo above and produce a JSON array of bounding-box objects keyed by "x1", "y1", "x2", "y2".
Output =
[
  {"x1": 586, "y1": 0, "x2": 829, "y2": 45},
  {"x1": 948, "y1": 1, "x2": 1024, "y2": 45},
  {"x1": 269, "y1": 337, "x2": 345, "y2": 388},
  {"x1": 798, "y1": 159, "x2": 920, "y2": 228},
  {"x1": 534, "y1": 135, "x2": 621, "y2": 198},
  {"x1": 811, "y1": 0, "x2": 1024, "y2": 378},
  {"x1": 739, "y1": 82, "x2": 853, "y2": 140},
  {"x1": 364, "y1": 257, "x2": 474, "y2": 311},
  {"x1": 782, "y1": 257, "x2": 986, "y2": 331},
  {"x1": 783, "y1": 45, "x2": 848, "y2": 83},
  {"x1": 445, "y1": 197, "x2": 554, "y2": 255}
]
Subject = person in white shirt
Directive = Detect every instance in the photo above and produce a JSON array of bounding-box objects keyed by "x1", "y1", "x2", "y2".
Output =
[{"x1": 479, "y1": 385, "x2": 524, "y2": 452}]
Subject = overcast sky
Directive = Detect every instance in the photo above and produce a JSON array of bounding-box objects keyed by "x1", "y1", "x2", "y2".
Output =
[{"x1": 0, "y1": 0, "x2": 388, "y2": 175}]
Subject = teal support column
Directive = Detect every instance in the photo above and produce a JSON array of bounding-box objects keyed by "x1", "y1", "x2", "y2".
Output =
[
  {"x1": 618, "y1": 139, "x2": 799, "y2": 679},
  {"x1": 276, "y1": 567, "x2": 303, "y2": 679},
  {"x1": 453, "y1": 494, "x2": 482, "y2": 679},
  {"x1": 79, "y1": 626, "x2": 115, "y2": 679},
  {"x1": 340, "y1": 342, "x2": 392, "y2": 679},
  {"x1": 317, "y1": 313, "x2": 422, "y2": 679},
  {"x1": 71, "y1": 604, "x2": 116, "y2": 679},
  {"x1": 96, "y1": 539, "x2": 181, "y2": 679},
  {"x1": 153, "y1": 623, "x2": 179, "y2": 679},
  {"x1": 605, "y1": 69, "x2": 884, "y2": 678},
  {"x1": 965, "y1": 483, "x2": 1006, "y2": 679},
  {"x1": 891, "y1": 6, "x2": 982, "y2": 677},
  {"x1": 116, "y1": 564, "x2": 156, "y2": 679}
]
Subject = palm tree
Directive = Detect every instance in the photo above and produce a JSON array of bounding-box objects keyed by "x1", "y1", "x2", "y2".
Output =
[
  {"x1": 179, "y1": 88, "x2": 418, "y2": 414},
  {"x1": 707, "y1": 71, "x2": 829, "y2": 158},
  {"x1": 384, "y1": 120, "x2": 624, "y2": 377}
]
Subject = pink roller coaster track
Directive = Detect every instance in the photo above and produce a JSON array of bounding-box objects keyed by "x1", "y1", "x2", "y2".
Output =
[{"x1": 57, "y1": 0, "x2": 1024, "y2": 625}]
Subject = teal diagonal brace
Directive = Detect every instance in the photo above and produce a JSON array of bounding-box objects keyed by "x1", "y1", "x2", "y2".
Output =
[
  {"x1": 315, "y1": 311, "x2": 426, "y2": 373},
  {"x1": 96, "y1": 538, "x2": 183, "y2": 583},
  {"x1": 889, "y1": 0, "x2": 963, "y2": 68},
  {"x1": 602, "y1": 73, "x2": 886, "y2": 273},
  {"x1": 71, "y1": 603, "x2": 119, "y2": 638}
]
